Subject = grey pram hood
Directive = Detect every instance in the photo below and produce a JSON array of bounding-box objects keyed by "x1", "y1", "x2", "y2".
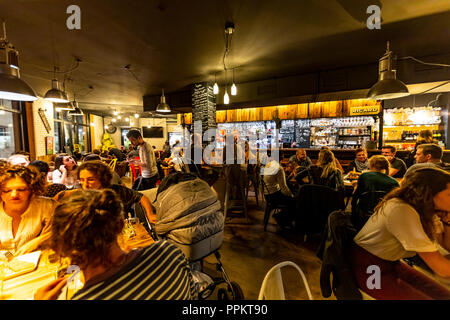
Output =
[{"x1": 153, "y1": 178, "x2": 224, "y2": 245}]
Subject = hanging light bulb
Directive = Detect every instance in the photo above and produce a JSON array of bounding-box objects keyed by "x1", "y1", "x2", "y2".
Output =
[
  {"x1": 231, "y1": 83, "x2": 237, "y2": 96},
  {"x1": 104, "y1": 124, "x2": 109, "y2": 129},
  {"x1": 117, "y1": 115, "x2": 121, "y2": 120},
  {"x1": 213, "y1": 73, "x2": 219, "y2": 95},
  {"x1": 130, "y1": 121, "x2": 134, "y2": 126},
  {"x1": 113, "y1": 110, "x2": 118, "y2": 116},
  {"x1": 231, "y1": 68, "x2": 237, "y2": 95},
  {"x1": 112, "y1": 118, "x2": 117, "y2": 123},
  {"x1": 147, "y1": 124, "x2": 151, "y2": 128},
  {"x1": 134, "y1": 113, "x2": 139, "y2": 118},
  {"x1": 125, "y1": 117, "x2": 130, "y2": 122},
  {"x1": 224, "y1": 89, "x2": 230, "y2": 105}
]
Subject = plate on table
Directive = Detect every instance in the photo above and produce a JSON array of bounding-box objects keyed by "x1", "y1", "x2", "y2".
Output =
[{"x1": 4, "y1": 251, "x2": 41, "y2": 280}]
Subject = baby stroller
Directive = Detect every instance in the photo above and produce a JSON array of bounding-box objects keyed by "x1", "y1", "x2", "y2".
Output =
[{"x1": 139, "y1": 173, "x2": 244, "y2": 300}]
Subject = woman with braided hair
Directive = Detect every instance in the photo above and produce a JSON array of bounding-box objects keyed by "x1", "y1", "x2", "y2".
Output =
[
  {"x1": 0, "y1": 165, "x2": 56, "y2": 257},
  {"x1": 34, "y1": 188, "x2": 198, "y2": 300}
]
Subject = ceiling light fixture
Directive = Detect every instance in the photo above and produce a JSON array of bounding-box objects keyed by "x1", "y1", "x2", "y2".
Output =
[
  {"x1": 0, "y1": 22, "x2": 38, "y2": 101},
  {"x1": 368, "y1": 41, "x2": 450, "y2": 100},
  {"x1": 117, "y1": 115, "x2": 121, "y2": 120},
  {"x1": 125, "y1": 117, "x2": 130, "y2": 122},
  {"x1": 231, "y1": 68, "x2": 237, "y2": 96},
  {"x1": 213, "y1": 73, "x2": 219, "y2": 95},
  {"x1": 68, "y1": 99, "x2": 84, "y2": 116},
  {"x1": 156, "y1": 88, "x2": 171, "y2": 113},
  {"x1": 224, "y1": 87, "x2": 230, "y2": 105},
  {"x1": 113, "y1": 110, "x2": 118, "y2": 116},
  {"x1": 44, "y1": 66, "x2": 69, "y2": 103},
  {"x1": 112, "y1": 118, "x2": 117, "y2": 123},
  {"x1": 134, "y1": 113, "x2": 139, "y2": 118}
]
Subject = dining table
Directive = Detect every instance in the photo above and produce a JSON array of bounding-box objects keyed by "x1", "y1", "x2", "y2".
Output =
[{"x1": 0, "y1": 221, "x2": 154, "y2": 300}]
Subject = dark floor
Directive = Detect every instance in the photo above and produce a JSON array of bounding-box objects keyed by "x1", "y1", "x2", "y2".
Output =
[{"x1": 202, "y1": 192, "x2": 335, "y2": 300}]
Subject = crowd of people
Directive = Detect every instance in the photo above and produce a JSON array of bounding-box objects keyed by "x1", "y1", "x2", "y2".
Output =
[{"x1": 0, "y1": 127, "x2": 449, "y2": 300}]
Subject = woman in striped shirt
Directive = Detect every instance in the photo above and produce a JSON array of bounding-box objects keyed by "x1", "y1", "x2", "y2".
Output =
[{"x1": 34, "y1": 189, "x2": 198, "y2": 300}]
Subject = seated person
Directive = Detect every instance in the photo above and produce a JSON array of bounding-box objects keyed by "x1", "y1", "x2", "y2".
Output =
[
  {"x1": 381, "y1": 145, "x2": 407, "y2": 179},
  {"x1": 287, "y1": 148, "x2": 312, "y2": 182},
  {"x1": 54, "y1": 161, "x2": 155, "y2": 224},
  {"x1": 0, "y1": 165, "x2": 56, "y2": 256},
  {"x1": 108, "y1": 146, "x2": 127, "y2": 161},
  {"x1": 82, "y1": 154, "x2": 122, "y2": 185},
  {"x1": 349, "y1": 167, "x2": 450, "y2": 300},
  {"x1": 404, "y1": 143, "x2": 450, "y2": 181},
  {"x1": 34, "y1": 189, "x2": 198, "y2": 300},
  {"x1": 296, "y1": 148, "x2": 344, "y2": 191},
  {"x1": 28, "y1": 160, "x2": 67, "y2": 198},
  {"x1": 7, "y1": 154, "x2": 30, "y2": 167},
  {"x1": 261, "y1": 152, "x2": 295, "y2": 227},
  {"x1": 350, "y1": 155, "x2": 399, "y2": 229},
  {"x1": 289, "y1": 148, "x2": 312, "y2": 169},
  {"x1": 346, "y1": 148, "x2": 369, "y2": 173},
  {"x1": 52, "y1": 154, "x2": 79, "y2": 189}
]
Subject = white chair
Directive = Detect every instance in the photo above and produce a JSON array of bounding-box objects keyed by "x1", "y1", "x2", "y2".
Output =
[{"x1": 258, "y1": 261, "x2": 313, "y2": 300}]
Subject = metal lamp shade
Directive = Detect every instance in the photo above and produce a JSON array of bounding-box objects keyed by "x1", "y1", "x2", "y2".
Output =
[
  {"x1": 367, "y1": 78, "x2": 409, "y2": 100},
  {"x1": 0, "y1": 63, "x2": 38, "y2": 101},
  {"x1": 367, "y1": 42, "x2": 410, "y2": 100},
  {"x1": 156, "y1": 90, "x2": 171, "y2": 112},
  {"x1": 44, "y1": 79, "x2": 69, "y2": 103}
]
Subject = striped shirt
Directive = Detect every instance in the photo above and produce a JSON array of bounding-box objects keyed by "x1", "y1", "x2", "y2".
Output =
[{"x1": 71, "y1": 241, "x2": 198, "y2": 300}]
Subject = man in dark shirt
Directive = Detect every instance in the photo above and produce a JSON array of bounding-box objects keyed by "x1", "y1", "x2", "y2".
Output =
[
  {"x1": 289, "y1": 148, "x2": 312, "y2": 169},
  {"x1": 381, "y1": 145, "x2": 407, "y2": 179}
]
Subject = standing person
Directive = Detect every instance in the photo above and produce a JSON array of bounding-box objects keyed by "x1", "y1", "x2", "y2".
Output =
[
  {"x1": 349, "y1": 167, "x2": 450, "y2": 300},
  {"x1": 381, "y1": 145, "x2": 407, "y2": 179},
  {"x1": 52, "y1": 154, "x2": 78, "y2": 189},
  {"x1": 126, "y1": 129, "x2": 159, "y2": 190},
  {"x1": 346, "y1": 148, "x2": 369, "y2": 173}
]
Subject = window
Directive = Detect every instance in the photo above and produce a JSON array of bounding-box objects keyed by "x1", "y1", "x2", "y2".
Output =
[
  {"x1": 0, "y1": 100, "x2": 27, "y2": 158},
  {"x1": 54, "y1": 111, "x2": 91, "y2": 155}
]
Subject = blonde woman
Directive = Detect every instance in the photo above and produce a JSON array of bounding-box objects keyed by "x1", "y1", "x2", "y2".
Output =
[{"x1": 295, "y1": 149, "x2": 344, "y2": 190}]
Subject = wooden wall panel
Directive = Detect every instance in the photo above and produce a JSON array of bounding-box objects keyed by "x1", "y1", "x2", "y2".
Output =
[
  {"x1": 262, "y1": 106, "x2": 277, "y2": 120},
  {"x1": 296, "y1": 103, "x2": 308, "y2": 119},
  {"x1": 278, "y1": 105, "x2": 297, "y2": 120},
  {"x1": 216, "y1": 110, "x2": 227, "y2": 123}
]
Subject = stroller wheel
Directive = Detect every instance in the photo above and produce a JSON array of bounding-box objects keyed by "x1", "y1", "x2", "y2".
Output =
[
  {"x1": 229, "y1": 281, "x2": 244, "y2": 300},
  {"x1": 217, "y1": 288, "x2": 229, "y2": 300},
  {"x1": 217, "y1": 282, "x2": 244, "y2": 300}
]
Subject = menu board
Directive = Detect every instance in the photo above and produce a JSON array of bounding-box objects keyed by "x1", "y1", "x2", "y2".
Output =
[
  {"x1": 294, "y1": 120, "x2": 311, "y2": 148},
  {"x1": 280, "y1": 120, "x2": 295, "y2": 144},
  {"x1": 192, "y1": 82, "x2": 216, "y2": 133}
]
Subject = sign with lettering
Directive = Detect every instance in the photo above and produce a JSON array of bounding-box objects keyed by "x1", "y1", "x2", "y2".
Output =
[{"x1": 349, "y1": 105, "x2": 381, "y2": 116}]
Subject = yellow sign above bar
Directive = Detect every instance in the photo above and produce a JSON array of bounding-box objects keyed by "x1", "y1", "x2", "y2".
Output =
[{"x1": 349, "y1": 105, "x2": 381, "y2": 116}]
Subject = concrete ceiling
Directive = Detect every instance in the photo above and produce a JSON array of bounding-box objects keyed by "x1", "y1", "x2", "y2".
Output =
[{"x1": 1, "y1": 0, "x2": 449, "y2": 115}]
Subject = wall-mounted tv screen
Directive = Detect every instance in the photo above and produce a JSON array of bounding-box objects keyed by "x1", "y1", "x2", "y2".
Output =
[{"x1": 142, "y1": 126, "x2": 164, "y2": 138}]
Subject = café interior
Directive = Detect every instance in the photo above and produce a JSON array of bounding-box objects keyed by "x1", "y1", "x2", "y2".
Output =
[{"x1": 0, "y1": 0, "x2": 449, "y2": 301}]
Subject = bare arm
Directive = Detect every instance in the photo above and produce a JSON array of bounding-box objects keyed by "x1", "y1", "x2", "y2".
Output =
[
  {"x1": 418, "y1": 251, "x2": 450, "y2": 278},
  {"x1": 140, "y1": 195, "x2": 156, "y2": 224}
]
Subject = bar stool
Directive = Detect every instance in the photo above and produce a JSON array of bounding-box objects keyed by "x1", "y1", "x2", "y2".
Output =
[
  {"x1": 245, "y1": 164, "x2": 261, "y2": 207},
  {"x1": 223, "y1": 164, "x2": 249, "y2": 221}
]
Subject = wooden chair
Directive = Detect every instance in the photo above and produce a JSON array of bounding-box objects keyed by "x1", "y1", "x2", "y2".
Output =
[{"x1": 108, "y1": 158, "x2": 117, "y2": 171}]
